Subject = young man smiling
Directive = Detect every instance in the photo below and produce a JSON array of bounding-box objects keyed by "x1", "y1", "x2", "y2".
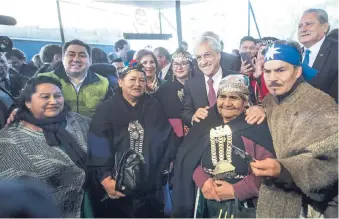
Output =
[{"x1": 38, "y1": 39, "x2": 113, "y2": 117}]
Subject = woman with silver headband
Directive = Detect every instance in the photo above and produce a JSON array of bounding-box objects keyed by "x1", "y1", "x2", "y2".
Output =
[
  {"x1": 154, "y1": 48, "x2": 196, "y2": 138},
  {"x1": 172, "y1": 74, "x2": 276, "y2": 218},
  {"x1": 86, "y1": 64, "x2": 179, "y2": 217}
]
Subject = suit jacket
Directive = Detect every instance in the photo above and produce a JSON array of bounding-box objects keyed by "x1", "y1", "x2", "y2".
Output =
[
  {"x1": 220, "y1": 51, "x2": 241, "y2": 72},
  {"x1": 307, "y1": 37, "x2": 338, "y2": 102},
  {"x1": 181, "y1": 68, "x2": 239, "y2": 126}
]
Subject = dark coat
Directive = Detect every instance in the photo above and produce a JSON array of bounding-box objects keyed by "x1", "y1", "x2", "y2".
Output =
[
  {"x1": 8, "y1": 69, "x2": 29, "y2": 98},
  {"x1": 19, "y1": 62, "x2": 38, "y2": 78},
  {"x1": 307, "y1": 37, "x2": 338, "y2": 102}
]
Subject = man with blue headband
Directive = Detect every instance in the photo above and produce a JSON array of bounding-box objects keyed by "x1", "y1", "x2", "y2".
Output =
[{"x1": 249, "y1": 40, "x2": 338, "y2": 218}]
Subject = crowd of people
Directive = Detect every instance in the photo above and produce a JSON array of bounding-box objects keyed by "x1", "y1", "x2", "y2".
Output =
[{"x1": 0, "y1": 7, "x2": 338, "y2": 218}]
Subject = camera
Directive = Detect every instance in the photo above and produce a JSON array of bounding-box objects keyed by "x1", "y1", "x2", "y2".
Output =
[
  {"x1": 0, "y1": 36, "x2": 13, "y2": 52},
  {"x1": 0, "y1": 15, "x2": 17, "y2": 52}
]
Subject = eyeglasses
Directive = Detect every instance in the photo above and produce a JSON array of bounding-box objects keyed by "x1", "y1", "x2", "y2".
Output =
[{"x1": 172, "y1": 61, "x2": 189, "y2": 69}]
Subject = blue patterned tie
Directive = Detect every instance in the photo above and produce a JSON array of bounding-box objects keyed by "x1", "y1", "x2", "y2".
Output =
[{"x1": 303, "y1": 49, "x2": 311, "y2": 66}]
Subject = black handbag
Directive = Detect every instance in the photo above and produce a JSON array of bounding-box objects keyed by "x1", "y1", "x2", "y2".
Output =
[{"x1": 114, "y1": 148, "x2": 146, "y2": 196}]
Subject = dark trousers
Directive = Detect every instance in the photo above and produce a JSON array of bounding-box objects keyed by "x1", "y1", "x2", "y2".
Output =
[{"x1": 94, "y1": 192, "x2": 165, "y2": 218}]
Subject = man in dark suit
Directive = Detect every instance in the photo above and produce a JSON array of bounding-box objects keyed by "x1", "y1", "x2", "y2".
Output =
[
  {"x1": 0, "y1": 53, "x2": 28, "y2": 98},
  {"x1": 298, "y1": 8, "x2": 338, "y2": 102},
  {"x1": 181, "y1": 33, "x2": 265, "y2": 127},
  {"x1": 154, "y1": 47, "x2": 173, "y2": 81}
]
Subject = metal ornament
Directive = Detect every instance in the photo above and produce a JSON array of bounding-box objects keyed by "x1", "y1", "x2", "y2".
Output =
[
  {"x1": 128, "y1": 121, "x2": 144, "y2": 154},
  {"x1": 209, "y1": 125, "x2": 235, "y2": 177},
  {"x1": 177, "y1": 89, "x2": 184, "y2": 102}
]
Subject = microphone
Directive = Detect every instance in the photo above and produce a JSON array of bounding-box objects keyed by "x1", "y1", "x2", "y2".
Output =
[{"x1": 0, "y1": 15, "x2": 17, "y2": 26}]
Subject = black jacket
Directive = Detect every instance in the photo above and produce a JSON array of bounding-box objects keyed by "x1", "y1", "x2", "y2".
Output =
[
  {"x1": 307, "y1": 37, "x2": 338, "y2": 102},
  {"x1": 19, "y1": 62, "x2": 38, "y2": 78},
  {"x1": 8, "y1": 69, "x2": 29, "y2": 98}
]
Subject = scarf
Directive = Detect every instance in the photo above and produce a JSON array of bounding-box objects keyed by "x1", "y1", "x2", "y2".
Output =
[{"x1": 19, "y1": 107, "x2": 87, "y2": 170}]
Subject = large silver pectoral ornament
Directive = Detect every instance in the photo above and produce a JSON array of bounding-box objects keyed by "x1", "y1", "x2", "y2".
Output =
[{"x1": 210, "y1": 125, "x2": 236, "y2": 179}]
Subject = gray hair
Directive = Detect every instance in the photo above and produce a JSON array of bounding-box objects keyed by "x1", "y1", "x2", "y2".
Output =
[
  {"x1": 303, "y1": 8, "x2": 330, "y2": 33},
  {"x1": 201, "y1": 31, "x2": 221, "y2": 43},
  {"x1": 194, "y1": 35, "x2": 222, "y2": 54}
]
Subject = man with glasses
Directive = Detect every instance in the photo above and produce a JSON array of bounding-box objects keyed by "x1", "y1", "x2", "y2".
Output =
[{"x1": 181, "y1": 34, "x2": 265, "y2": 127}]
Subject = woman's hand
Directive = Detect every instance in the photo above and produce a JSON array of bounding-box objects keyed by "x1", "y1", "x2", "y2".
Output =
[
  {"x1": 214, "y1": 180, "x2": 235, "y2": 201},
  {"x1": 201, "y1": 178, "x2": 220, "y2": 202},
  {"x1": 6, "y1": 108, "x2": 18, "y2": 126},
  {"x1": 101, "y1": 176, "x2": 126, "y2": 199}
]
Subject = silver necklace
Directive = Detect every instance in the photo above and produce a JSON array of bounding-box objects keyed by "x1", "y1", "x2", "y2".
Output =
[
  {"x1": 210, "y1": 125, "x2": 235, "y2": 176},
  {"x1": 128, "y1": 121, "x2": 144, "y2": 154}
]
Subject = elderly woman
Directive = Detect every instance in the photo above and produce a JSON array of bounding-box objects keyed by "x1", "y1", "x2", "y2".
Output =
[
  {"x1": 134, "y1": 49, "x2": 164, "y2": 94},
  {"x1": 86, "y1": 64, "x2": 178, "y2": 217},
  {"x1": 154, "y1": 48, "x2": 195, "y2": 137},
  {"x1": 172, "y1": 75, "x2": 276, "y2": 218},
  {"x1": 0, "y1": 76, "x2": 90, "y2": 217}
]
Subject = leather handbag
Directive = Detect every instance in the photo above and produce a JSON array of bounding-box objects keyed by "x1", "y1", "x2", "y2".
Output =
[{"x1": 114, "y1": 148, "x2": 146, "y2": 196}]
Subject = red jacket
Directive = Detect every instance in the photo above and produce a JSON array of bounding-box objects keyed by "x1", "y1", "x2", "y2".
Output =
[{"x1": 250, "y1": 73, "x2": 269, "y2": 103}]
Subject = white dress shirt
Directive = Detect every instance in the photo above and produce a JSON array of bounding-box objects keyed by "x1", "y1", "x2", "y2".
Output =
[
  {"x1": 67, "y1": 73, "x2": 87, "y2": 93},
  {"x1": 204, "y1": 67, "x2": 223, "y2": 96},
  {"x1": 160, "y1": 63, "x2": 171, "y2": 80},
  {"x1": 302, "y1": 36, "x2": 325, "y2": 67}
]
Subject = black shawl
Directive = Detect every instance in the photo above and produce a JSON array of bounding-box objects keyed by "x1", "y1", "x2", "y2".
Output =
[
  {"x1": 171, "y1": 105, "x2": 275, "y2": 217},
  {"x1": 87, "y1": 89, "x2": 179, "y2": 192},
  {"x1": 154, "y1": 78, "x2": 184, "y2": 119}
]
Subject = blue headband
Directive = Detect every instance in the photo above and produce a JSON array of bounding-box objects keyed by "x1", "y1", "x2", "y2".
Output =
[{"x1": 264, "y1": 43, "x2": 318, "y2": 81}]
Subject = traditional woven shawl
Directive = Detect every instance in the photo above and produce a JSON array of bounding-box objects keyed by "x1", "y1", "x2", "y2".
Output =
[
  {"x1": 258, "y1": 83, "x2": 338, "y2": 218},
  {"x1": 0, "y1": 112, "x2": 90, "y2": 218}
]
